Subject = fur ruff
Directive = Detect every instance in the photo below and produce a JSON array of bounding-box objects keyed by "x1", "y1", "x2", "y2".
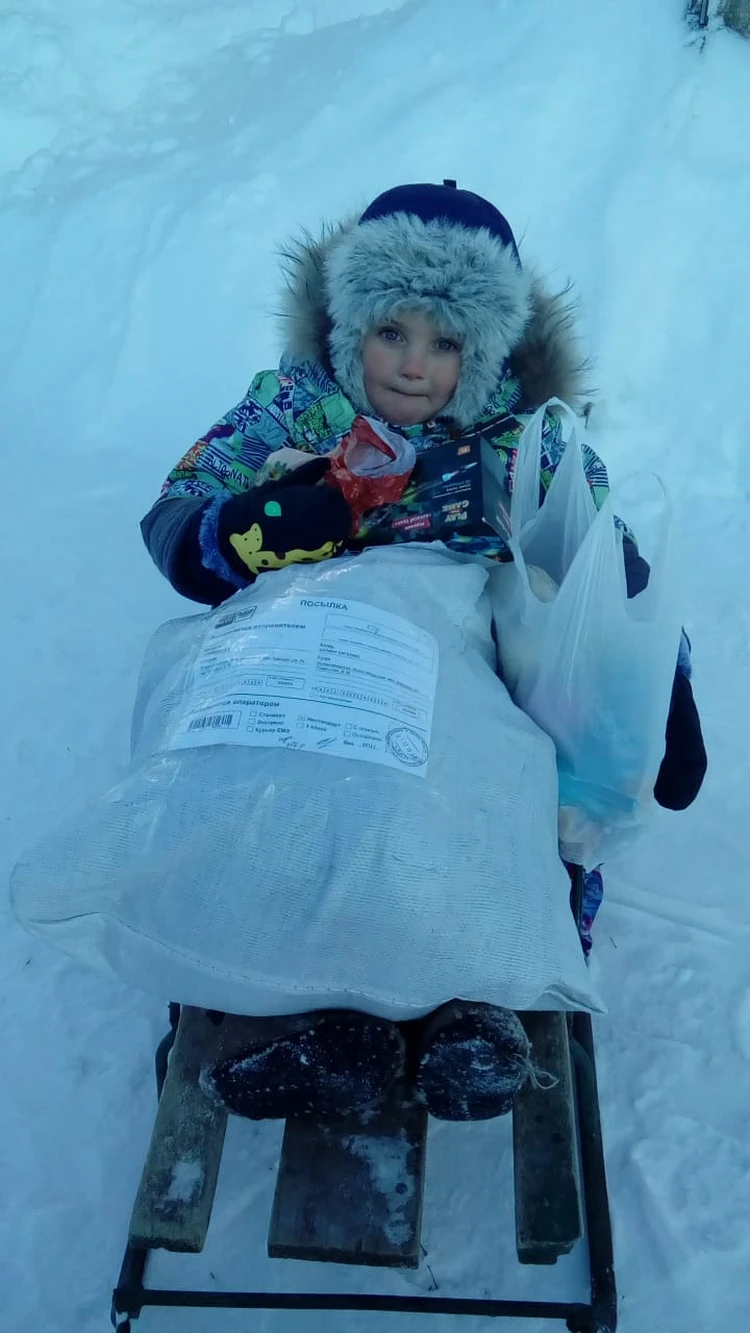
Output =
[{"x1": 277, "y1": 216, "x2": 589, "y2": 422}]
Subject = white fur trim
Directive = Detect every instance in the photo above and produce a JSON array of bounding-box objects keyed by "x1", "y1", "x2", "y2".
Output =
[{"x1": 323, "y1": 214, "x2": 531, "y2": 427}]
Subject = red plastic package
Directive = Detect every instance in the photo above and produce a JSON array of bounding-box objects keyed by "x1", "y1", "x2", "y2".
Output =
[{"x1": 326, "y1": 416, "x2": 416, "y2": 532}]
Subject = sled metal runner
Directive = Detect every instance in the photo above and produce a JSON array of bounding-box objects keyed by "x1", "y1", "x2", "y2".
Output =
[{"x1": 112, "y1": 871, "x2": 616, "y2": 1332}]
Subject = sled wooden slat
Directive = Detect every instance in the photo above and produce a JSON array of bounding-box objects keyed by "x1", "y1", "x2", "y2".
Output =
[
  {"x1": 129, "y1": 1006, "x2": 228, "y2": 1253},
  {"x1": 513, "y1": 1011, "x2": 583, "y2": 1264},
  {"x1": 268, "y1": 1096, "x2": 429, "y2": 1268}
]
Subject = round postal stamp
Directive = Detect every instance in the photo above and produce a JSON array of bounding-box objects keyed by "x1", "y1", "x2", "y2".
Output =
[{"x1": 386, "y1": 726, "x2": 429, "y2": 768}]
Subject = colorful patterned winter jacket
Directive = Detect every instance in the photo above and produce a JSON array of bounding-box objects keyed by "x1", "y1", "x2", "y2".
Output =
[{"x1": 146, "y1": 359, "x2": 612, "y2": 588}]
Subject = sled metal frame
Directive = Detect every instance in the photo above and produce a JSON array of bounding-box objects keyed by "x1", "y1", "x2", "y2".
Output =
[{"x1": 111, "y1": 872, "x2": 617, "y2": 1332}]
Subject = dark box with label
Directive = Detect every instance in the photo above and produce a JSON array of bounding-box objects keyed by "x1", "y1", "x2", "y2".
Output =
[{"x1": 355, "y1": 435, "x2": 513, "y2": 545}]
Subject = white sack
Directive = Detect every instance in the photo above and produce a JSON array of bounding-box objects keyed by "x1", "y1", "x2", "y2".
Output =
[{"x1": 11, "y1": 544, "x2": 601, "y2": 1017}]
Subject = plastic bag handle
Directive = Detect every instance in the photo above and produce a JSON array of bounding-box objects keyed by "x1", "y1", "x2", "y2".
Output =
[{"x1": 511, "y1": 397, "x2": 580, "y2": 536}]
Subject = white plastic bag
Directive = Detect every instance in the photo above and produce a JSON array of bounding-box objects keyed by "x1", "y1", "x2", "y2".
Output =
[
  {"x1": 491, "y1": 400, "x2": 682, "y2": 868},
  {"x1": 11, "y1": 545, "x2": 601, "y2": 1018}
]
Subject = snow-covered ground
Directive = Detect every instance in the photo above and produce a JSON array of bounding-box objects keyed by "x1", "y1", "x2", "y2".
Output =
[{"x1": 2, "y1": 1, "x2": 749, "y2": 1330}]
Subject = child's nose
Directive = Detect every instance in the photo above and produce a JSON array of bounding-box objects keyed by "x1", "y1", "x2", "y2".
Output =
[{"x1": 401, "y1": 348, "x2": 426, "y2": 378}]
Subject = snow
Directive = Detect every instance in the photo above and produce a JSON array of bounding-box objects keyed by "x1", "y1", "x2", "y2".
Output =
[
  {"x1": 343, "y1": 1130, "x2": 417, "y2": 1247},
  {"x1": 166, "y1": 1161, "x2": 204, "y2": 1206},
  {"x1": 1, "y1": 1, "x2": 749, "y2": 1330}
]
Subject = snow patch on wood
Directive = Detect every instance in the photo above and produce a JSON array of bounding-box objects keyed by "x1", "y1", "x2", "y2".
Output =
[{"x1": 167, "y1": 1159, "x2": 205, "y2": 1204}]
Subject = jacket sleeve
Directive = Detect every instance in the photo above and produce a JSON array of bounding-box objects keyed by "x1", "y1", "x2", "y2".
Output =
[
  {"x1": 141, "y1": 372, "x2": 295, "y2": 605},
  {"x1": 140, "y1": 496, "x2": 239, "y2": 606}
]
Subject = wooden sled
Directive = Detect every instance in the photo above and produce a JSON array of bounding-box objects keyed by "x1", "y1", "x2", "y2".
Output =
[
  {"x1": 113, "y1": 866, "x2": 615, "y2": 1331},
  {"x1": 112, "y1": 1004, "x2": 616, "y2": 1331}
]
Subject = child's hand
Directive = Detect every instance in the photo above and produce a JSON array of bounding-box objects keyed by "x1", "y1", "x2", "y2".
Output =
[{"x1": 217, "y1": 457, "x2": 352, "y2": 579}]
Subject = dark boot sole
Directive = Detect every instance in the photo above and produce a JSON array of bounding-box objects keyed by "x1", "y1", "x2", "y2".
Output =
[
  {"x1": 202, "y1": 1010, "x2": 407, "y2": 1120},
  {"x1": 415, "y1": 1001, "x2": 530, "y2": 1122}
]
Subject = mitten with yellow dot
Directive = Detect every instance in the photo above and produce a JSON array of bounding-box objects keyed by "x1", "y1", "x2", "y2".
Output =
[{"x1": 199, "y1": 456, "x2": 352, "y2": 588}]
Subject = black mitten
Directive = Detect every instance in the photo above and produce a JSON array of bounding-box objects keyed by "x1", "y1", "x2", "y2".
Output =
[
  {"x1": 654, "y1": 670, "x2": 707, "y2": 810},
  {"x1": 217, "y1": 457, "x2": 352, "y2": 579},
  {"x1": 623, "y1": 537, "x2": 707, "y2": 810}
]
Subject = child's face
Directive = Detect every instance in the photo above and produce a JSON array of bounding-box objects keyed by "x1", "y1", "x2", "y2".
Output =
[{"x1": 361, "y1": 308, "x2": 462, "y2": 425}]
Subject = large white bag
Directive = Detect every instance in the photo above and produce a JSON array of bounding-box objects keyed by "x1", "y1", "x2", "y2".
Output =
[
  {"x1": 11, "y1": 544, "x2": 601, "y2": 1018},
  {"x1": 491, "y1": 400, "x2": 682, "y2": 868}
]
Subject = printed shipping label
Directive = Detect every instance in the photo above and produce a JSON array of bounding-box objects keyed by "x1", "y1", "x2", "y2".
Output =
[{"x1": 169, "y1": 596, "x2": 438, "y2": 776}]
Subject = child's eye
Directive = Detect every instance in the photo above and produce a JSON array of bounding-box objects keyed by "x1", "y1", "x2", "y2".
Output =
[
  {"x1": 378, "y1": 327, "x2": 402, "y2": 343},
  {"x1": 437, "y1": 338, "x2": 460, "y2": 354}
]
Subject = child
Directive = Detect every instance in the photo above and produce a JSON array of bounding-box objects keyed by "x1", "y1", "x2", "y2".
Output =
[{"x1": 142, "y1": 182, "x2": 707, "y2": 1121}]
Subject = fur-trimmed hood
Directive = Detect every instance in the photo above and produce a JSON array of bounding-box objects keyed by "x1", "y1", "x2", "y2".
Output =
[{"x1": 277, "y1": 216, "x2": 588, "y2": 423}]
